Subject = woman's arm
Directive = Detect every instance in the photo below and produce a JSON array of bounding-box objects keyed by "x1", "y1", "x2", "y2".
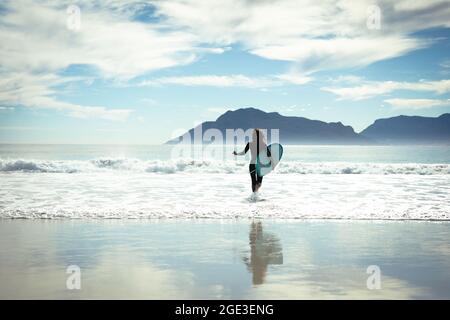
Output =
[
  {"x1": 267, "y1": 146, "x2": 276, "y2": 169},
  {"x1": 233, "y1": 143, "x2": 249, "y2": 156}
]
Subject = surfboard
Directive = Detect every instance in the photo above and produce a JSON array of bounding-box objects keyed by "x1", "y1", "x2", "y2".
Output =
[{"x1": 256, "y1": 143, "x2": 283, "y2": 177}]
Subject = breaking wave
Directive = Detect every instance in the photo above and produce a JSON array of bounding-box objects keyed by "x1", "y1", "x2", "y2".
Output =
[{"x1": 1, "y1": 158, "x2": 449, "y2": 175}]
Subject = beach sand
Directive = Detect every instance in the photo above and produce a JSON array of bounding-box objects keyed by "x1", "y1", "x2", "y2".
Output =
[{"x1": 0, "y1": 219, "x2": 449, "y2": 299}]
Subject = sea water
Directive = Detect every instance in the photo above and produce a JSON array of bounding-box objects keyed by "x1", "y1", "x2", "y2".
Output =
[{"x1": 0, "y1": 144, "x2": 449, "y2": 220}]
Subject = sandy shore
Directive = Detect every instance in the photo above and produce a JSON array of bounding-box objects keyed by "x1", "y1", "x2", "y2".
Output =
[{"x1": 1, "y1": 219, "x2": 449, "y2": 299}]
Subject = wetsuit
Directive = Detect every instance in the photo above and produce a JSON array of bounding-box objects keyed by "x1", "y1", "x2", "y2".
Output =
[{"x1": 241, "y1": 140, "x2": 271, "y2": 192}]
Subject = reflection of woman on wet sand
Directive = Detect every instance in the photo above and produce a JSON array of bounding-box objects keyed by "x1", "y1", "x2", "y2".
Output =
[{"x1": 242, "y1": 221, "x2": 283, "y2": 285}]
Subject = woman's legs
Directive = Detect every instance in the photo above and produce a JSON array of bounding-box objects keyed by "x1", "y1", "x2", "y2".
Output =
[
  {"x1": 249, "y1": 164, "x2": 257, "y2": 192},
  {"x1": 249, "y1": 164, "x2": 263, "y2": 192},
  {"x1": 255, "y1": 175, "x2": 263, "y2": 192}
]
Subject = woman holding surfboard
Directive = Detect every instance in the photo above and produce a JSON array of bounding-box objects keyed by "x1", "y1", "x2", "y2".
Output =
[{"x1": 233, "y1": 129, "x2": 283, "y2": 193}]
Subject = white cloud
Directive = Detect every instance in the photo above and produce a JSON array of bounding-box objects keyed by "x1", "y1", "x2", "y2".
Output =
[
  {"x1": 151, "y1": 0, "x2": 450, "y2": 74},
  {"x1": 0, "y1": 0, "x2": 218, "y2": 120},
  {"x1": 0, "y1": 72, "x2": 132, "y2": 121},
  {"x1": 29, "y1": 96, "x2": 133, "y2": 121},
  {"x1": 275, "y1": 73, "x2": 312, "y2": 85},
  {"x1": 250, "y1": 36, "x2": 426, "y2": 74},
  {"x1": 384, "y1": 98, "x2": 450, "y2": 109},
  {"x1": 0, "y1": 126, "x2": 54, "y2": 131},
  {"x1": 322, "y1": 79, "x2": 450, "y2": 100},
  {"x1": 206, "y1": 107, "x2": 229, "y2": 114},
  {"x1": 327, "y1": 75, "x2": 365, "y2": 84},
  {"x1": 138, "y1": 73, "x2": 311, "y2": 88},
  {"x1": 2, "y1": 0, "x2": 450, "y2": 120},
  {"x1": 282, "y1": 105, "x2": 299, "y2": 113},
  {"x1": 394, "y1": 0, "x2": 444, "y2": 11},
  {"x1": 440, "y1": 60, "x2": 450, "y2": 69},
  {"x1": 140, "y1": 75, "x2": 278, "y2": 88},
  {"x1": 0, "y1": 1, "x2": 205, "y2": 79}
]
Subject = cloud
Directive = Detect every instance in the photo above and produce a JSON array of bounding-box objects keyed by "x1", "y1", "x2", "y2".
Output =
[
  {"x1": 138, "y1": 73, "x2": 311, "y2": 88},
  {"x1": 2, "y1": 0, "x2": 450, "y2": 120},
  {"x1": 140, "y1": 75, "x2": 277, "y2": 88},
  {"x1": 440, "y1": 60, "x2": 450, "y2": 69},
  {"x1": 322, "y1": 79, "x2": 450, "y2": 100},
  {"x1": 250, "y1": 36, "x2": 426, "y2": 74},
  {"x1": 384, "y1": 98, "x2": 450, "y2": 109},
  {"x1": 0, "y1": 126, "x2": 55, "y2": 131},
  {"x1": 30, "y1": 96, "x2": 133, "y2": 121},
  {"x1": 0, "y1": 0, "x2": 218, "y2": 120},
  {"x1": 275, "y1": 73, "x2": 312, "y2": 85},
  {"x1": 206, "y1": 107, "x2": 229, "y2": 114},
  {"x1": 0, "y1": 72, "x2": 132, "y2": 121},
  {"x1": 151, "y1": 0, "x2": 450, "y2": 74},
  {"x1": 327, "y1": 75, "x2": 365, "y2": 84},
  {"x1": 0, "y1": 1, "x2": 205, "y2": 79}
]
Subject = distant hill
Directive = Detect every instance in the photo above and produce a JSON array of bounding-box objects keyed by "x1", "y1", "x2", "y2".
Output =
[
  {"x1": 360, "y1": 113, "x2": 450, "y2": 144},
  {"x1": 166, "y1": 107, "x2": 370, "y2": 144}
]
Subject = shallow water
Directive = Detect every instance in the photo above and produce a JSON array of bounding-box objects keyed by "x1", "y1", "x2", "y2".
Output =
[
  {"x1": 1, "y1": 172, "x2": 449, "y2": 220},
  {"x1": 1, "y1": 144, "x2": 449, "y2": 220},
  {"x1": 1, "y1": 219, "x2": 449, "y2": 299}
]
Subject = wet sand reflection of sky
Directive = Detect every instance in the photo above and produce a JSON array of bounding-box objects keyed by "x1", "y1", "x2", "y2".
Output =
[{"x1": 0, "y1": 220, "x2": 449, "y2": 299}]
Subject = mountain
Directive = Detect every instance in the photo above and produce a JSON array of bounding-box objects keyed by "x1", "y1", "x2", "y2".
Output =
[
  {"x1": 166, "y1": 107, "x2": 370, "y2": 144},
  {"x1": 360, "y1": 113, "x2": 450, "y2": 144}
]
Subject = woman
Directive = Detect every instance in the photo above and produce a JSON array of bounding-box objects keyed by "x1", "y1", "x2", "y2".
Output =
[{"x1": 233, "y1": 129, "x2": 271, "y2": 193}]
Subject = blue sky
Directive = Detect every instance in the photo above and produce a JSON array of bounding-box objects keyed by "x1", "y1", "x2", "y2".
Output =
[{"x1": 0, "y1": 0, "x2": 449, "y2": 144}]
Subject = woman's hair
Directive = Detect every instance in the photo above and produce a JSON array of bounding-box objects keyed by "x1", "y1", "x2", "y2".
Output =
[{"x1": 253, "y1": 128, "x2": 266, "y2": 144}]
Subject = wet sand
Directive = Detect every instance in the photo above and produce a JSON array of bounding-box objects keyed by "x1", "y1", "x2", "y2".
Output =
[{"x1": 0, "y1": 219, "x2": 449, "y2": 299}]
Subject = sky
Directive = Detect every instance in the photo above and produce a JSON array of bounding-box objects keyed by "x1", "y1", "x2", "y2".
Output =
[{"x1": 0, "y1": 0, "x2": 449, "y2": 144}]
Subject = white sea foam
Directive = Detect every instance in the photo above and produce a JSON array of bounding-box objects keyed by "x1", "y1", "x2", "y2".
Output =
[
  {"x1": 1, "y1": 158, "x2": 449, "y2": 175},
  {"x1": 0, "y1": 171, "x2": 449, "y2": 220}
]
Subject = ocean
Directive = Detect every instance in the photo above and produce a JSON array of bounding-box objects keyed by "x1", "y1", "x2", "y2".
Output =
[
  {"x1": 1, "y1": 144, "x2": 449, "y2": 220},
  {"x1": 2, "y1": 144, "x2": 450, "y2": 299}
]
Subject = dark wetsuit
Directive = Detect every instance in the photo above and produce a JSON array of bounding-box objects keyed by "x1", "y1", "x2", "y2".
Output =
[{"x1": 242, "y1": 141, "x2": 271, "y2": 192}]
